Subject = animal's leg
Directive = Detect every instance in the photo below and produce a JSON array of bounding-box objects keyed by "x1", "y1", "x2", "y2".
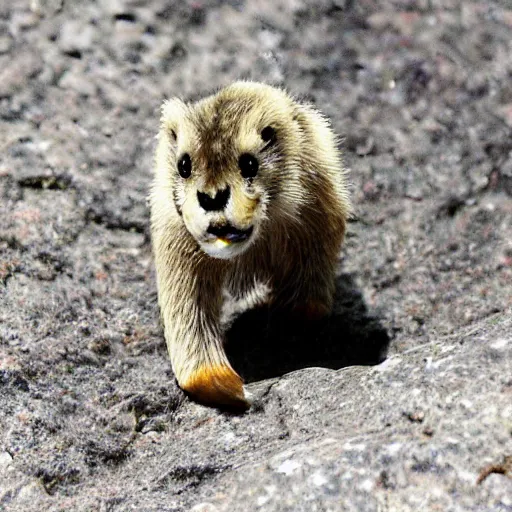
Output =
[
  {"x1": 154, "y1": 237, "x2": 248, "y2": 409},
  {"x1": 275, "y1": 235, "x2": 343, "y2": 321}
]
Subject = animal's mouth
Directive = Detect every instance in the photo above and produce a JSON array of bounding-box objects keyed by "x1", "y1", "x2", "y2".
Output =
[{"x1": 206, "y1": 224, "x2": 254, "y2": 245}]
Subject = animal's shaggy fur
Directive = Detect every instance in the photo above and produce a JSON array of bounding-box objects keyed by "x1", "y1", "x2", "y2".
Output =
[{"x1": 150, "y1": 82, "x2": 351, "y2": 408}]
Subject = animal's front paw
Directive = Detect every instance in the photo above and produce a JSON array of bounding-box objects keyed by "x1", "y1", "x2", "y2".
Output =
[{"x1": 180, "y1": 364, "x2": 249, "y2": 410}]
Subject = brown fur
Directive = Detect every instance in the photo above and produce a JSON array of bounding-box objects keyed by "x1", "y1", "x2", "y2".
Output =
[{"x1": 150, "y1": 81, "x2": 351, "y2": 409}]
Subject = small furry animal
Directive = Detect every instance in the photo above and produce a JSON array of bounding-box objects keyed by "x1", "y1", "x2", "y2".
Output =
[{"x1": 150, "y1": 81, "x2": 351, "y2": 408}]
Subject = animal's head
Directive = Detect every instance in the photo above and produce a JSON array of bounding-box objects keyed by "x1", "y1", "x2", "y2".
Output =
[{"x1": 154, "y1": 82, "x2": 306, "y2": 259}]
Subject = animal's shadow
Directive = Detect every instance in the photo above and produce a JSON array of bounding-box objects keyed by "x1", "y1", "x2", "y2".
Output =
[{"x1": 225, "y1": 273, "x2": 390, "y2": 383}]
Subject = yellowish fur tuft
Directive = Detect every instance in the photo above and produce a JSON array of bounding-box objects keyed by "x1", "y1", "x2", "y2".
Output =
[{"x1": 181, "y1": 364, "x2": 248, "y2": 409}]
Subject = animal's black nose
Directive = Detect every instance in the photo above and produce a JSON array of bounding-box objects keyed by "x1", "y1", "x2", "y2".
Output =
[{"x1": 197, "y1": 187, "x2": 230, "y2": 212}]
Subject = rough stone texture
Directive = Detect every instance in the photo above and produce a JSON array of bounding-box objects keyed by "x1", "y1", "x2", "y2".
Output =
[{"x1": 1, "y1": 1, "x2": 511, "y2": 511}]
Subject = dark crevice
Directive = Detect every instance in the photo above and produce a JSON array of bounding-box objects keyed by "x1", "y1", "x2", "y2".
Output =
[
  {"x1": 126, "y1": 390, "x2": 184, "y2": 431},
  {"x1": 34, "y1": 465, "x2": 80, "y2": 495},
  {"x1": 153, "y1": 464, "x2": 230, "y2": 494},
  {"x1": 63, "y1": 49, "x2": 82, "y2": 59},
  {"x1": 84, "y1": 433, "x2": 137, "y2": 467},
  {"x1": 114, "y1": 13, "x2": 137, "y2": 22},
  {"x1": 477, "y1": 455, "x2": 512, "y2": 484},
  {"x1": 0, "y1": 259, "x2": 23, "y2": 285},
  {"x1": 436, "y1": 195, "x2": 467, "y2": 218},
  {"x1": 0, "y1": 370, "x2": 30, "y2": 391},
  {"x1": 165, "y1": 464, "x2": 225, "y2": 482},
  {"x1": 82, "y1": 190, "x2": 148, "y2": 234},
  {"x1": 84, "y1": 209, "x2": 146, "y2": 234},
  {"x1": 17, "y1": 174, "x2": 74, "y2": 191},
  {"x1": 36, "y1": 250, "x2": 71, "y2": 274}
]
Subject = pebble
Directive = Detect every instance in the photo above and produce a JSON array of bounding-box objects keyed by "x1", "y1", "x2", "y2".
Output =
[
  {"x1": 276, "y1": 459, "x2": 301, "y2": 475},
  {"x1": 190, "y1": 504, "x2": 219, "y2": 512},
  {"x1": 0, "y1": 451, "x2": 13, "y2": 473},
  {"x1": 490, "y1": 338, "x2": 509, "y2": 350},
  {"x1": 0, "y1": 35, "x2": 12, "y2": 54},
  {"x1": 16, "y1": 480, "x2": 48, "y2": 502},
  {"x1": 58, "y1": 21, "x2": 95, "y2": 53}
]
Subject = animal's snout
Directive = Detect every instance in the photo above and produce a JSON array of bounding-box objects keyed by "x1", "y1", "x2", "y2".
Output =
[
  {"x1": 207, "y1": 223, "x2": 254, "y2": 242},
  {"x1": 197, "y1": 187, "x2": 230, "y2": 212}
]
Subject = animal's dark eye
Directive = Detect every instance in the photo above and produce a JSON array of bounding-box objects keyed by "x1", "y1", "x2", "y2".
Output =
[
  {"x1": 261, "y1": 126, "x2": 276, "y2": 144},
  {"x1": 177, "y1": 153, "x2": 191, "y2": 179},
  {"x1": 238, "y1": 153, "x2": 259, "y2": 179}
]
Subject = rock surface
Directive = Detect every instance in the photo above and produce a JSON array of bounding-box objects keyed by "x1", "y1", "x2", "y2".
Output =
[{"x1": 1, "y1": 1, "x2": 511, "y2": 510}]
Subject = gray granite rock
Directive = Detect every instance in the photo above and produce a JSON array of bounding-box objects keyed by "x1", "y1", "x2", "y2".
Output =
[{"x1": 1, "y1": 1, "x2": 511, "y2": 511}]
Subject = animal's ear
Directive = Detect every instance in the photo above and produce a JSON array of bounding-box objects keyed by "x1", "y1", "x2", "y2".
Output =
[{"x1": 160, "y1": 98, "x2": 187, "y2": 142}]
